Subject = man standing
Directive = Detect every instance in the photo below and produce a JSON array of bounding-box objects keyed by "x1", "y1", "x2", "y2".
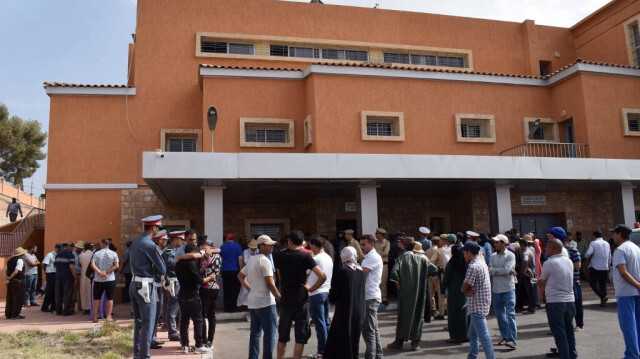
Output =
[
  {"x1": 387, "y1": 236, "x2": 437, "y2": 351},
  {"x1": 567, "y1": 245, "x2": 584, "y2": 331},
  {"x1": 78, "y1": 243, "x2": 94, "y2": 315},
  {"x1": 72, "y1": 241, "x2": 84, "y2": 312},
  {"x1": 489, "y1": 234, "x2": 517, "y2": 350},
  {"x1": 417, "y1": 227, "x2": 431, "y2": 256},
  {"x1": 610, "y1": 224, "x2": 640, "y2": 359},
  {"x1": 374, "y1": 228, "x2": 390, "y2": 309},
  {"x1": 238, "y1": 235, "x2": 281, "y2": 359},
  {"x1": 54, "y1": 242, "x2": 78, "y2": 316},
  {"x1": 6, "y1": 197, "x2": 23, "y2": 222},
  {"x1": 5, "y1": 247, "x2": 27, "y2": 319},
  {"x1": 275, "y1": 230, "x2": 326, "y2": 359},
  {"x1": 150, "y1": 230, "x2": 168, "y2": 349},
  {"x1": 461, "y1": 241, "x2": 495, "y2": 359},
  {"x1": 307, "y1": 235, "x2": 333, "y2": 359},
  {"x1": 344, "y1": 229, "x2": 364, "y2": 263},
  {"x1": 360, "y1": 234, "x2": 383, "y2": 359},
  {"x1": 430, "y1": 234, "x2": 453, "y2": 320},
  {"x1": 129, "y1": 215, "x2": 167, "y2": 359},
  {"x1": 23, "y1": 244, "x2": 39, "y2": 308},
  {"x1": 163, "y1": 230, "x2": 185, "y2": 341},
  {"x1": 41, "y1": 243, "x2": 61, "y2": 312},
  {"x1": 175, "y1": 244, "x2": 215, "y2": 354},
  {"x1": 90, "y1": 238, "x2": 119, "y2": 323},
  {"x1": 584, "y1": 230, "x2": 611, "y2": 307},
  {"x1": 220, "y1": 233, "x2": 243, "y2": 313},
  {"x1": 518, "y1": 236, "x2": 538, "y2": 314},
  {"x1": 539, "y1": 236, "x2": 577, "y2": 359}
]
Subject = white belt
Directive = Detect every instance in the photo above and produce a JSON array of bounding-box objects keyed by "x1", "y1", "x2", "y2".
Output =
[
  {"x1": 134, "y1": 276, "x2": 154, "y2": 283},
  {"x1": 168, "y1": 277, "x2": 178, "y2": 283},
  {"x1": 154, "y1": 282, "x2": 164, "y2": 287}
]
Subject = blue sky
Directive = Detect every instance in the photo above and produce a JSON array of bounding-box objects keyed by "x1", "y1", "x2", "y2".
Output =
[{"x1": 0, "y1": 0, "x2": 609, "y2": 196}]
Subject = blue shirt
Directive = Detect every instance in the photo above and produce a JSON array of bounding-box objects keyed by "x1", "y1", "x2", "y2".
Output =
[
  {"x1": 220, "y1": 241, "x2": 242, "y2": 271},
  {"x1": 162, "y1": 244, "x2": 184, "y2": 278},
  {"x1": 129, "y1": 232, "x2": 166, "y2": 278},
  {"x1": 55, "y1": 249, "x2": 76, "y2": 281}
]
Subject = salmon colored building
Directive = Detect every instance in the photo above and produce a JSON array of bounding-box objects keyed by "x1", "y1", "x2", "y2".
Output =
[{"x1": 44, "y1": 0, "x2": 640, "y2": 253}]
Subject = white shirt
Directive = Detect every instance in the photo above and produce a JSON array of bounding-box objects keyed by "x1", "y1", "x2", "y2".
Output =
[
  {"x1": 613, "y1": 241, "x2": 640, "y2": 297},
  {"x1": 585, "y1": 238, "x2": 611, "y2": 271},
  {"x1": 308, "y1": 252, "x2": 333, "y2": 296},
  {"x1": 541, "y1": 254, "x2": 575, "y2": 303},
  {"x1": 42, "y1": 251, "x2": 57, "y2": 274},
  {"x1": 23, "y1": 253, "x2": 38, "y2": 276},
  {"x1": 361, "y1": 250, "x2": 382, "y2": 301},
  {"x1": 241, "y1": 254, "x2": 275, "y2": 309},
  {"x1": 12, "y1": 258, "x2": 24, "y2": 272}
]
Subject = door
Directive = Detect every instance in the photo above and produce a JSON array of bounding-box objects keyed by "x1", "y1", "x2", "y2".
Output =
[
  {"x1": 512, "y1": 214, "x2": 557, "y2": 240},
  {"x1": 564, "y1": 120, "x2": 576, "y2": 158}
]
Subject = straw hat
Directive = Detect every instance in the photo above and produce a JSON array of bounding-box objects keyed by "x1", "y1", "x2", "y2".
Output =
[
  {"x1": 412, "y1": 242, "x2": 424, "y2": 254},
  {"x1": 11, "y1": 247, "x2": 27, "y2": 258},
  {"x1": 248, "y1": 239, "x2": 258, "y2": 249}
]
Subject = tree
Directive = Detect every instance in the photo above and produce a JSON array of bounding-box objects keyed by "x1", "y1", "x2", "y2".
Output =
[{"x1": 0, "y1": 103, "x2": 47, "y2": 188}]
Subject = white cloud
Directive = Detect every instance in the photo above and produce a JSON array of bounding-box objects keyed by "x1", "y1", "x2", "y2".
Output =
[{"x1": 281, "y1": 0, "x2": 611, "y2": 27}]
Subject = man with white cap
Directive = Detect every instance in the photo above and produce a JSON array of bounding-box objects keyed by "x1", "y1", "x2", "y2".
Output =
[
  {"x1": 129, "y1": 215, "x2": 167, "y2": 359},
  {"x1": 238, "y1": 235, "x2": 281, "y2": 359},
  {"x1": 489, "y1": 234, "x2": 517, "y2": 350}
]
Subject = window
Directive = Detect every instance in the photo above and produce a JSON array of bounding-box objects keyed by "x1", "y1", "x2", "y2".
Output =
[
  {"x1": 270, "y1": 44, "x2": 368, "y2": 61},
  {"x1": 624, "y1": 17, "x2": 640, "y2": 66},
  {"x1": 240, "y1": 118, "x2": 295, "y2": 148},
  {"x1": 200, "y1": 40, "x2": 254, "y2": 55},
  {"x1": 539, "y1": 61, "x2": 551, "y2": 76},
  {"x1": 522, "y1": 118, "x2": 559, "y2": 142},
  {"x1": 245, "y1": 218, "x2": 290, "y2": 240},
  {"x1": 160, "y1": 129, "x2": 202, "y2": 152},
  {"x1": 303, "y1": 115, "x2": 313, "y2": 148},
  {"x1": 621, "y1": 108, "x2": 640, "y2": 136},
  {"x1": 383, "y1": 52, "x2": 466, "y2": 68},
  {"x1": 455, "y1": 114, "x2": 496, "y2": 143},
  {"x1": 361, "y1": 111, "x2": 405, "y2": 141}
]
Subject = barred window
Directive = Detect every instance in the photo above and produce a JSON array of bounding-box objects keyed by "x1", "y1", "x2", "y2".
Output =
[
  {"x1": 245, "y1": 126, "x2": 288, "y2": 143},
  {"x1": 201, "y1": 40, "x2": 254, "y2": 55}
]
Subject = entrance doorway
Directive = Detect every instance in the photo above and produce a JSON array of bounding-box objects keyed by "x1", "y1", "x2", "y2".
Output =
[
  {"x1": 336, "y1": 219, "x2": 358, "y2": 238},
  {"x1": 563, "y1": 119, "x2": 576, "y2": 158},
  {"x1": 512, "y1": 214, "x2": 557, "y2": 239}
]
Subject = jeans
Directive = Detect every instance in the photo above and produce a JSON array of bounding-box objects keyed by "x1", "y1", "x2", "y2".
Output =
[
  {"x1": 589, "y1": 268, "x2": 608, "y2": 299},
  {"x1": 467, "y1": 313, "x2": 495, "y2": 359},
  {"x1": 546, "y1": 302, "x2": 578, "y2": 359},
  {"x1": 249, "y1": 305, "x2": 277, "y2": 359},
  {"x1": 130, "y1": 281, "x2": 157, "y2": 359},
  {"x1": 24, "y1": 274, "x2": 38, "y2": 305},
  {"x1": 573, "y1": 283, "x2": 584, "y2": 328},
  {"x1": 492, "y1": 290, "x2": 517, "y2": 343},
  {"x1": 178, "y1": 295, "x2": 204, "y2": 348},
  {"x1": 309, "y1": 292, "x2": 330, "y2": 355},
  {"x1": 167, "y1": 280, "x2": 180, "y2": 337},
  {"x1": 617, "y1": 296, "x2": 640, "y2": 359},
  {"x1": 41, "y1": 273, "x2": 56, "y2": 312},
  {"x1": 362, "y1": 299, "x2": 383, "y2": 359}
]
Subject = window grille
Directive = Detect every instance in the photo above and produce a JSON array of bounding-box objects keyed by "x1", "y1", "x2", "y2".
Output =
[
  {"x1": 384, "y1": 52, "x2": 465, "y2": 67},
  {"x1": 289, "y1": 46, "x2": 315, "y2": 58},
  {"x1": 167, "y1": 138, "x2": 197, "y2": 152},
  {"x1": 531, "y1": 123, "x2": 555, "y2": 141},
  {"x1": 201, "y1": 40, "x2": 253, "y2": 55},
  {"x1": 460, "y1": 119, "x2": 488, "y2": 138},
  {"x1": 383, "y1": 52, "x2": 411, "y2": 64},
  {"x1": 270, "y1": 44, "x2": 289, "y2": 57},
  {"x1": 250, "y1": 224, "x2": 283, "y2": 239},
  {"x1": 366, "y1": 119, "x2": 397, "y2": 136},
  {"x1": 228, "y1": 43, "x2": 254, "y2": 55},
  {"x1": 628, "y1": 113, "x2": 640, "y2": 132},
  {"x1": 245, "y1": 126, "x2": 288, "y2": 143},
  {"x1": 631, "y1": 23, "x2": 640, "y2": 66},
  {"x1": 344, "y1": 50, "x2": 368, "y2": 61},
  {"x1": 438, "y1": 56, "x2": 465, "y2": 68}
]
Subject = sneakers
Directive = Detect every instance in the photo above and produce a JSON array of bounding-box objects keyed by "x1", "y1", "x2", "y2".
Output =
[
  {"x1": 574, "y1": 326, "x2": 583, "y2": 332},
  {"x1": 504, "y1": 341, "x2": 516, "y2": 350},
  {"x1": 169, "y1": 335, "x2": 181, "y2": 341},
  {"x1": 308, "y1": 354, "x2": 323, "y2": 359},
  {"x1": 497, "y1": 338, "x2": 507, "y2": 345},
  {"x1": 181, "y1": 346, "x2": 190, "y2": 354},
  {"x1": 194, "y1": 346, "x2": 211, "y2": 354},
  {"x1": 600, "y1": 296, "x2": 608, "y2": 307},
  {"x1": 205, "y1": 341, "x2": 214, "y2": 349}
]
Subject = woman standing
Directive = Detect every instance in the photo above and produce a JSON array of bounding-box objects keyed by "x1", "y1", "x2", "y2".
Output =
[
  {"x1": 324, "y1": 247, "x2": 365, "y2": 359},
  {"x1": 441, "y1": 241, "x2": 469, "y2": 343}
]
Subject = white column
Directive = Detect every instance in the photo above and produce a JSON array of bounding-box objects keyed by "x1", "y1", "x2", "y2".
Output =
[
  {"x1": 357, "y1": 185, "x2": 379, "y2": 236},
  {"x1": 496, "y1": 185, "x2": 513, "y2": 233},
  {"x1": 204, "y1": 186, "x2": 225, "y2": 248},
  {"x1": 621, "y1": 182, "x2": 636, "y2": 226}
]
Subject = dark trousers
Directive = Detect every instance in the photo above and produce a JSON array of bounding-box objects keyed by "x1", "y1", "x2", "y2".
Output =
[
  {"x1": 200, "y1": 288, "x2": 219, "y2": 343},
  {"x1": 222, "y1": 271, "x2": 240, "y2": 312},
  {"x1": 123, "y1": 273, "x2": 132, "y2": 303},
  {"x1": 588, "y1": 268, "x2": 608, "y2": 299},
  {"x1": 9, "y1": 212, "x2": 18, "y2": 222},
  {"x1": 573, "y1": 283, "x2": 584, "y2": 328},
  {"x1": 55, "y1": 279, "x2": 74, "y2": 315},
  {"x1": 178, "y1": 295, "x2": 205, "y2": 348},
  {"x1": 41, "y1": 273, "x2": 56, "y2": 312},
  {"x1": 516, "y1": 274, "x2": 535, "y2": 310},
  {"x1": 424, "y1": 279, "x2": 431, "y2": 322},
  {"x1": 5, "y1": 278, "x2": 25, "y2": 319}
]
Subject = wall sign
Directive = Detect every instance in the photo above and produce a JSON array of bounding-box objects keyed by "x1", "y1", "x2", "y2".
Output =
[
  {"x1": 520, "y1": 195, "x2": 546, "y2": 206},
  {"x1": 345, "y1": 202, "x2": 357, "y2": 212}
]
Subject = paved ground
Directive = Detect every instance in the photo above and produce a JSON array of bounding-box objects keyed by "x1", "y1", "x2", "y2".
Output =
[{"x1": 0, "y1": 281, "x2": 624, "y2": 358}]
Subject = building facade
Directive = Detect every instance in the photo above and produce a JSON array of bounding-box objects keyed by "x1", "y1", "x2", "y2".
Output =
[{"x1": 44, "y1": 0, "x2": 640, "y2": 250}]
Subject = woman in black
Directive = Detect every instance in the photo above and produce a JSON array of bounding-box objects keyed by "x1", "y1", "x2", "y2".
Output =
[{"x1": 323, "y1": 246, "x2": 365, "y2": 359}]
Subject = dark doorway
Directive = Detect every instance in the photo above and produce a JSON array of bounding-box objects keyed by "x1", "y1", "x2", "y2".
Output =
[
  {"x1": 512, "y1": 214, "x2": 557, "y2": 240},
  {"x1": 563, "y1": 119, "x2": 576, "y2": 158},
  {"x1": 336, "y1": 219, "x2": 358, "y2": 239}
]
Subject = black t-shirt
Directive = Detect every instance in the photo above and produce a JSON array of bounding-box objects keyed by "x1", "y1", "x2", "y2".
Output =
[
  {"x1": 275, "y1": 248, "x2": 317, "y2": 307},
  {"x1": 175, "y1": 259, "x2": 203, "y2": 299}
]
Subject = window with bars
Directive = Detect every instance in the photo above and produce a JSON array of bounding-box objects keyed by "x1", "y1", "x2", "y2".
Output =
[
  {"x1": 201, "y1": 40, "x2": 254, "y2": 55},
  {"x1": 361, "y1": 111, "x2": 405, "y2": 141},
  {"x1": 523, "y1": 118, "x2": 558, "y2": 142},
  {"x1": 366, "y1": 118, "x2": 398, "y2": 136},
  {"x1": 628, "y1": 113, "x2": 640, "y2": 132},
  {"x1": 245, "y1": 126, "x2": 288, "y2": 143},
  {"x1": 383, "y1": 52, "x2": 466, "y2": 68},
  {"x1": 530, "y1": 123, "x2": 555, "y2": 141},
  {"x1": 631, "y1": 23, "x2": 640, "y2": 66},
  {"x1": 455, "y1": 114, "x2": 495, "y2": 143},
  {"x1": 270, "y1": 44, "x2": 368, "y2": 61},
  {"x1": 167, "y1": 137, "x2": 197, "y2": 152},
  {"x1": 250, "y1": 224, "x2": 284, "y2": 239},
  {"x1": 460, "y1": 119, "x2": 488, "y2": 138}
]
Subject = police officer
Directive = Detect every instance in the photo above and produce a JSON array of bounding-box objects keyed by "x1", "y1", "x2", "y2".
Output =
[
  {"x1": 163, "y1": 230, "x2": 185, "y2": 341},
  {"x1": 129, "y1": 215, "x2": 167, "y2": 359},
  {"x1": 150, "y1": 229, "x2": 168, "y2": 349}
]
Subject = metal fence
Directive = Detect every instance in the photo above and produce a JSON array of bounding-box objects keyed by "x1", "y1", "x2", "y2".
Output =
[
  {"x1": 499, "y1": 142, "x2": 588, "y2": 158},
  {"x1": 0, "y1": 207, "x2": 45, "y2": 256}
]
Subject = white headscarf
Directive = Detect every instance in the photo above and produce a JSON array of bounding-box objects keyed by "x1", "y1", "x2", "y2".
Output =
[{"x1": 340, "y1": 246, "x2": 362, "y2": 271}]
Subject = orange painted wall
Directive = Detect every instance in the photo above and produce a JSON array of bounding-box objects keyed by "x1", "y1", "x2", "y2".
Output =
[
  {"x1": 572, "y1": 0, "x2": 640, "y2": 65},
  {"x1": 43, "y1": 190, "x2": 122, "y2": 252}
]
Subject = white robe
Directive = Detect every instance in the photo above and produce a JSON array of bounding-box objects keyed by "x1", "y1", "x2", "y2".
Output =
[{"x1": 78, "y1": 250, "x2": 94, "y2": 311}]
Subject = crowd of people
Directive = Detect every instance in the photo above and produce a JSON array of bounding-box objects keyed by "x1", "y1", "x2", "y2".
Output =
[{"x1": 4, "y1": 214, "x2": 640, "y2": 359}]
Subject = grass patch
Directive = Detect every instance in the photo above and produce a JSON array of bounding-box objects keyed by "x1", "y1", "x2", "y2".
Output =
[{"x1": 0, "y1": 324, "x2": 133, "y2": 359}]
